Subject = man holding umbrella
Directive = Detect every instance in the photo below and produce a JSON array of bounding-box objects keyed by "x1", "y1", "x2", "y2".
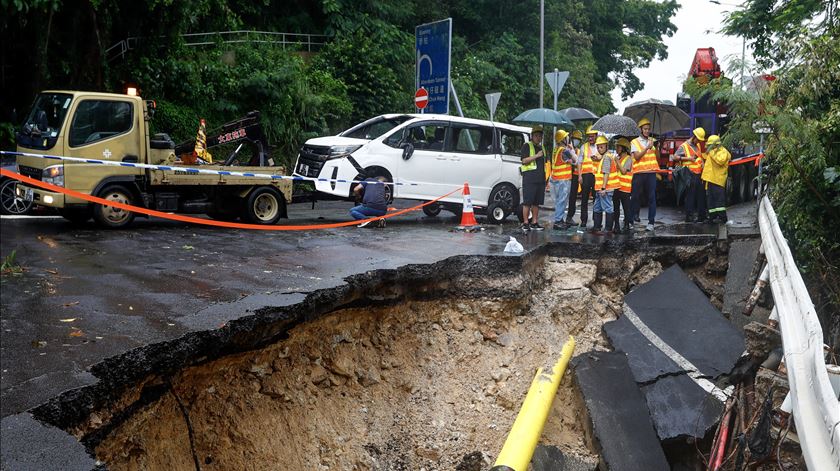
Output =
[
  {"x1": 630, "y1": 118, "x2": 660, "y2": 231},
  {"x1": 520, "y1": 126, "x2": 546, "y2": 231}
]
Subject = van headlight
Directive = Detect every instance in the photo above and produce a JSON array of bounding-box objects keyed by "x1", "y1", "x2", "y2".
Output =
[
  {"x1": 329, "y1": 145, "x2": 361, "y2": 159},
  {"x1": 43, "y1": 165, "x2": 64, "y2": 187}
]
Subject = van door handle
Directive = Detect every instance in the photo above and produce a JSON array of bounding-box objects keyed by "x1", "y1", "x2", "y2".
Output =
[
  {"x1": 435, "y1": 155, "x2": 448, "y2": 160},
  {"x1": 449, "y1": 157, "x2": 461, "y2": 162}
]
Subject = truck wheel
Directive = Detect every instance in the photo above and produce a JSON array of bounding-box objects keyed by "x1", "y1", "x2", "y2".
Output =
[
  {"x1": 244, "y1": 187, "x2": 283, "y2": 225},
  {"x1": 0, "y1": 179, "x2": 33, "y2": 215},
  {"x1": 93, "y1": 185, "x2": 135, "y2": 228},
  {"x1": 422, "y1": 202, "x2": 441, "y2": 217},
  {"x1": 59, "y1": 207, "x2": 91, "y2": 224}
]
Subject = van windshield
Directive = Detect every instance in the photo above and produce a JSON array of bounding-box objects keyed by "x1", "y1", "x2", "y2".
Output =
[
  {"x1": 16, "y1": 93, "x2": 73, "y2": 150},
  {"x1": 340, "y1": 116, "x2": 411, "y2": 140}
]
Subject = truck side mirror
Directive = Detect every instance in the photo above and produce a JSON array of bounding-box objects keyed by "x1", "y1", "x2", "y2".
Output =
[{"x1": 401, "y1": 143, "x2": 414, "y2": 160}]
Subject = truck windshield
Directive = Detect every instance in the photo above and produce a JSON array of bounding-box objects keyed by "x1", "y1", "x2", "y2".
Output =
[
  {"x1": 340, "y1": 116, "x2": 411, "y2": 140},
  {"x1": 16, "y1": 93, "x2": 73, "y2": 150}
]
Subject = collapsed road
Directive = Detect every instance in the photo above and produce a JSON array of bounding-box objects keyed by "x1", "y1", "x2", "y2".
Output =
[{"x1": 0, "y1": 200, "x2": 795, "y2": 470}]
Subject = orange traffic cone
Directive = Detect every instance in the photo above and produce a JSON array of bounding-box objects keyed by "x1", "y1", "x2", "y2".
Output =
[{"x1": 456, "y1": 182, "x2": 480, "y2": 231}]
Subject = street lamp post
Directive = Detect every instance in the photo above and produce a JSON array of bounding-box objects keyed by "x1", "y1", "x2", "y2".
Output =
[{"x1": 539, "y1": 0, "x2": 544, "y2": 107}]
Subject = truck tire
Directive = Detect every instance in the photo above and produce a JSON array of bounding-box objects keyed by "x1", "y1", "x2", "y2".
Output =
[
  {"x1": 59, "y1": 207, "x2": 91, "y2": 224},
  {"x1": 243, "y1": 187, "x2": 283, "y2": 225},
  {"x1": 93, "y1": 185, "x2": 136, "y2": 228}
]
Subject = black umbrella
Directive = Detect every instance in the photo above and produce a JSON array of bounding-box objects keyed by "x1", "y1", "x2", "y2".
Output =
[
  {"x1": 623, "y1": 99, "x2": 690, "y2": 135},
  {"x1": 591, "y1": 114, "x2": 639, "y2": 137},
  {"x1": 559, "y1": 107, "x2": 599, "y2": 122}
]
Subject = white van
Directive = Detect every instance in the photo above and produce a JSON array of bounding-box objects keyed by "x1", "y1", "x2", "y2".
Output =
[{"x1": 293, "y1": 114, "x2": 530, "y2": 223}]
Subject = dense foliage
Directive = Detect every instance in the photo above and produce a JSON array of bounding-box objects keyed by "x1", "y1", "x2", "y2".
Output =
[
  {"x1": 1, "y1": 0, "x2": 678, "y2": 163},
  {"x1": 708, "y1": 0, "x2": 839, "y2": 345}
]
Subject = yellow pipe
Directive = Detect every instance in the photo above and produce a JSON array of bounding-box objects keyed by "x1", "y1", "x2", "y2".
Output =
[{"x1": 491, "y1": 336, "x2": 576, "y2": 471}]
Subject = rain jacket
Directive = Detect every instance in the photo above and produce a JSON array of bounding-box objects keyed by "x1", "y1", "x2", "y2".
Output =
[{"x1": 701, "y1": 146, "x2": 731, "y2": 187}]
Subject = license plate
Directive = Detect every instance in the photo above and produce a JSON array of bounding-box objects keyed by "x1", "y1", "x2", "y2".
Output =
[
  {"x1": 23, "y1": 187, "x2": 33, "y2": 203},
  {"x1": 299, "y1": 163, "x2": 310, "y2": 175}
]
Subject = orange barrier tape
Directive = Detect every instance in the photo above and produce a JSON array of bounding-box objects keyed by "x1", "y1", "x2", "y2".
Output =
[{"x1": 0, "y1": 168, "x2": 462, "y2": 231}]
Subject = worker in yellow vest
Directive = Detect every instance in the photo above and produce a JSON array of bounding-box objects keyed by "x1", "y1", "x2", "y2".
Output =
[
  {"x1": 612, "y1": 138, "x2": 633, "y2": 233},
  {"x1": 549, "y1": 129, "x2": 577, "y2": 230},
  {"x1": 592, "y1": 135, "x2": 621, "y2": 234},
  {"x1": 630, "y1": 118, "x2": 659, "y2": 231},
  {"x1": 701, "y1": 135, "x2": 731, "y2": 224},
  {"x1": 673, "y1": 127, "x2": 707, "y2": 222},
  {"x1": 575, "y1": 126, "x2": 599, "y2": 231},
  {"x1": 565, "y1": 130, "x2": 583, "y2": 225},
  {"x1": 520, "y1": 126, "x2": 546, "y2": 232}
]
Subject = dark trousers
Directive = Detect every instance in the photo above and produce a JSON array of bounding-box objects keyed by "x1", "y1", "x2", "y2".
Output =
[
  {"x1": 685, "y1": 172, "x2": 707, "y2": 219},
  {"x1": 630, "y1": 172, "x2": 657, "y2": 224},
  {"x1": 706, "y1": 181, "x2": 727, "y2": 221},
  {"x1": 566, "y1": 173, "x2": 579, "y2": 223},
  {"x1": 579, "y1": 173, "x2": 595, "y2": 225},
  {"x1": 612, "y1": 190, "x2": 631, "y2": 230}
]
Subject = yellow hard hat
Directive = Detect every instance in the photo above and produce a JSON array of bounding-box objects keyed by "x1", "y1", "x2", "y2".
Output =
[
  {"x1": 595, "y1": 135, "x2": 609, "y2": 145},
  {"x1": 555, "y1": 129, "x2": 569, "y2": 142},
  {"x1": 616, "y1": 138, "x2": 631, "y2": 150},
  {"x1": 707, "y1": 134, "x2": 721, "y2": 146},
  {"x1": 531, "y1": 125, "x2": 544, "y2": 134},
  {"x1": 571, "y1": 130, "x2": 583, "y2": 140},
  {"x1": 585, "y1": 125, "x2": 598, "y2": 135},
  {"x1": 638, "y1": 118, "x2": 651, "y2": 128},
  {"x1": 692, "y1": 127, "x2": 706, "y2": 141}
]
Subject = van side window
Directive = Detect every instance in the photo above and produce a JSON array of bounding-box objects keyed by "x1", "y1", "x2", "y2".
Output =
[
  {"x1": 451, "y1": 125, "x2": 494, "y2": 154},
  {"x1": 499, "y1": 129, "x2": 525, "y2": 157},
  {"x1": 69, "y1": 100, "x2": 133, "y2": 147},
  {"x1": 390, "y1": 123, "x2": 448, "y2": 151}
]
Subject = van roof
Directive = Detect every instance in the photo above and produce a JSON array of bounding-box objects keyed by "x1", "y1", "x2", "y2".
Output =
[{"x1": 378, "y1": 113, "x2": 531, "y2": 133}]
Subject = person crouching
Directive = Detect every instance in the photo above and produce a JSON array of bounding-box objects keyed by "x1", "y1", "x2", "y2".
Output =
[{"x1": 350, "y1": 176, "x2": 388, "y2": 228}]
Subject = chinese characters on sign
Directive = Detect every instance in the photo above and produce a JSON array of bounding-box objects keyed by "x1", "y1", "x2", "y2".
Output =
[{"x1": 415, "y1": 18, "x2": 451, "y2": 114}]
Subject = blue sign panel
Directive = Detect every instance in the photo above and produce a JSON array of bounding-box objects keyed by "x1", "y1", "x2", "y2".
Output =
[{"x1": 415, "y1": 18, "x2": 451, "y2": 114}]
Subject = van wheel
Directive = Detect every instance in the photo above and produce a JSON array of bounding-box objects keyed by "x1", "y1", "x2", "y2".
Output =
[
  {"x1": 59, "y1": 207, "x2": 91, "y2": 224},
  {"x1": 0, "y1": 179, "x2": 33, "y2": 215},
  {"x1": 486, "y1": 202, "x2": 510, "y2": 224},
  {"x1": 244, "y1": 187, "x2": 283, "y2": 224},
  {"x1": 422, "y1": 202, "x2": 441, "y2": 217},
  {"x1": 93, "y1": 185, "x2": 135, "y2": 228},
  {"x1": 489, "y1": 184, "x2": 518, "y2": 214}
]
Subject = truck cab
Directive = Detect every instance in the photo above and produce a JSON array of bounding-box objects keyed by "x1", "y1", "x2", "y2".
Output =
[{"x1": 15, "y1": 90, "x2": 292, "y2": 228}]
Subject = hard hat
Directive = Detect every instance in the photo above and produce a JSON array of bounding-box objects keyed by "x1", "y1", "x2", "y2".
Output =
[
  {"x1": 531, "y1": 125, "x2": 544, "y2": 134},
  {"x1": 692, "y1": 127, "x2": 706, "y2": 141},
  {"x1": 706, "y1": 134, "x2": 721, "y2": 146},
  {"x1": 571, "y1": 130, "x2": 583, "y2": 140},
  {"x1": 638, "y1": 118, "x2": 651, "y2": 128},
  {"x1": 585, "y1": 125, "x2": 598, "y2": 135},
  {"x1": 595, "y1": 135, "x2": 609, "y2": 145},
  {"x1": 616, "y1": 138, "x2": 631, "y2": 149},
  {"x1": 555, "y1": 129, "x2": 569, "y2": 142}
]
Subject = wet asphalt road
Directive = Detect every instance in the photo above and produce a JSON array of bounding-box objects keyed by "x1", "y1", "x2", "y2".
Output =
[{"x1": 0, "y1": 196, "x2": 756, "y2": 417}]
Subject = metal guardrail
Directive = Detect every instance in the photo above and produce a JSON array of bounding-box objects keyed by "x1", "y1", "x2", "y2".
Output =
[
  {"x1": 106, "y1": 31, "x2": 330, "y2": 62},
  {"x1": 758, "y1": 196, "x2": 840, "y2": 470}
]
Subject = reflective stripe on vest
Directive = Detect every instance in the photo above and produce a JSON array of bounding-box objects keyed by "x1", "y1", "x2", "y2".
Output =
[
  {"x1": 618, "y1": 154, "x2": 633, "y2": 193},
  {"x1": 579, "y1": 144, "x2": 595, "y2": 174},
  {"x1": 594, "y1": 154, "x2": 621, "y2": 191},
  {"x1": 551, "y1": 146, "x2": 573, "y2": 180},
  {"x1": 682, "y1": 142, "x2": 704, "y2": 174},
  {"x1": 632, "y1": 137, "x2": 659, "y2": 173},
  {"x1": 521, "y1": 142, "x2": 537, "y2": 172}
]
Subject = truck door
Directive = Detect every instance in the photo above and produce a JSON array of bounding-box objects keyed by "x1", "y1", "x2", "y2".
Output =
[{"x1": 62, "y1": 98, "x2": 143, "y2": 196}]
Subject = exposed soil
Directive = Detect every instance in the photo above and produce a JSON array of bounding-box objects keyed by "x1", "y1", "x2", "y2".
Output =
[{"x1": 94, "y1": 257, "x2": 632, "y2": 470}]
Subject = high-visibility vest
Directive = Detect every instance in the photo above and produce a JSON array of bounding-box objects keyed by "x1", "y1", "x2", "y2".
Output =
[
  {"x1": 631, "y1": 137, "x2": 659, "y2": 173},
  {"x1": 594, "y1": 154, "x2": 621, "y2": 191},
  {"x1": 618, "y1": 154, "x2": 633, "y2": 193},
  {"x1": 681, "y1": 141, "x2": 704, "y2": 174},
  {"x1": 521, "y1": 142, "x2": 538, "y2": 172},
  {"x1": 579, "y1": 144, "x2": 595, "y2": 175},
  {"x1": 551, "y1": 145, "x2": 573, "y2": 181}
]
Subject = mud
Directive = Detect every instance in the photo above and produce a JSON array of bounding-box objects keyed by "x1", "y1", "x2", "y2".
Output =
[{"x1": 30, "y1": 241, "x2": 727, "y2": 470}]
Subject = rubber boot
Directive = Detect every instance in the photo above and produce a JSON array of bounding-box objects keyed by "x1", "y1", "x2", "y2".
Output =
[
  {"x1": 592, "y1": 212, "x2": 603, "y2": 233},
  {"x1": 605, "y1": 213, "x2": 615, "y2": 235}
]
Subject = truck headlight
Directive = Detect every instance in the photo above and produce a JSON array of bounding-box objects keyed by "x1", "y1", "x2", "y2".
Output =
[
  {"x1": 328, "y1": 145, "x2": 361, "y2": 159},
  {"x1": 43, "y1": 165, "x2": 64, "y2": 187}
]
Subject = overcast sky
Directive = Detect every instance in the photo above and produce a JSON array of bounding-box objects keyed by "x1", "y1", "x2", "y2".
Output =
[{"x1": 610, "y1": 0, "x2": 752, "y2": 113}]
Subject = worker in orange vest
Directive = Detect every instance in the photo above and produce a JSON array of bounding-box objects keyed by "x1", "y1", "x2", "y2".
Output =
[
  {"x1": 612, "y1": 138, "x2": 633, "y2": 233},
  {"x1": 565, "y1": 129, "x2": 583, "y2": 226},
  {"x1": 630, "y1": 118, "x2": 659, "y2": 231},
  {"x1": 576, "y1": 126, "x2": 599, "y2": 231},
  {"x1": 592, "y1": 135, "x2": 621, "y2": 235},
  {"x1": 549, "y1": 129, "x2": 577, "y2": 230},
  {"x1": 672, "y1": 127, "x2": 707, "y2": 222}
]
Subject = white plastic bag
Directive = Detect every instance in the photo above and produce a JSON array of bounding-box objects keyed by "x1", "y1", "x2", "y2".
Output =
[{"x1": 504, "y1": 236, "x2": 524, "y2": 253}]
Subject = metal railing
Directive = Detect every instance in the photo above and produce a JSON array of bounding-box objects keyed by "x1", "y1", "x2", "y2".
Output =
[
  {"x1": 758, "y1": 196, "x2": 840, "y2": 470},
  {"x1": 106, "y1": 31, "x2": 330, "y2": 62}
]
